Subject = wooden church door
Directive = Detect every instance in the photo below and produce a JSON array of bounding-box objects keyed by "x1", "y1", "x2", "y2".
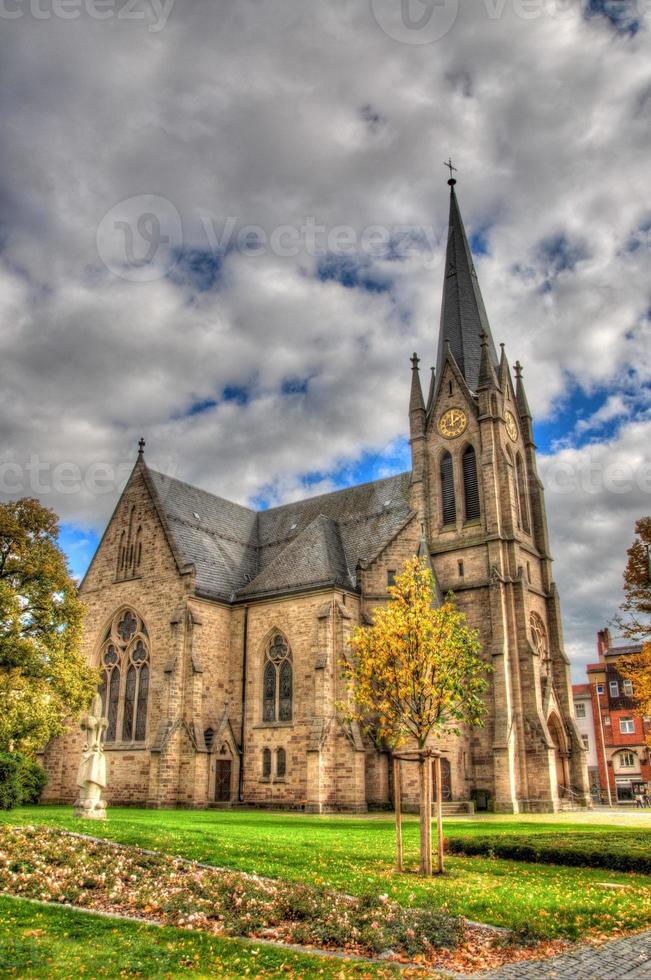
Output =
[{"x1": 215, "y1": 759, "x2": 232, "y2": 802}]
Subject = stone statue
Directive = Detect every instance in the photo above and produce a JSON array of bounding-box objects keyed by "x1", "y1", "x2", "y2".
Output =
[{"x1": 74, "y1": 693, "x2": 108, "y2": 820}]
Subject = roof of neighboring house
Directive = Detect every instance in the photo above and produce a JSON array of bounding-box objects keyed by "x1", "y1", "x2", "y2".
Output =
[
  {"x1": 604, "y1": 644, "x2": 643, "y2": 657},
  {"x1": 572, "y1": 684, "x2": 591, "y2": 696},
  {"x1": 146, "y1": 465, "x2": 415, "y2": 602}
]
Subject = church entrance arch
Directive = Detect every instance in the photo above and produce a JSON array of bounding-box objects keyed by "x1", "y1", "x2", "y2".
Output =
[{"x1": 547, "y1": 714, "x2": 569, "y2": 793}]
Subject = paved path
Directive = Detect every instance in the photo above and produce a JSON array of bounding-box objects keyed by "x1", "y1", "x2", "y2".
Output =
[{"x1": 482, "y1": 929, "x2": 651, "y2": 979}]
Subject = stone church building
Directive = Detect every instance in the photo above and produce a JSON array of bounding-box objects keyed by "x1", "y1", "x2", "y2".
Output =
[{"x1": 43, "y1": 180, "x2": 590, "y2": 813}]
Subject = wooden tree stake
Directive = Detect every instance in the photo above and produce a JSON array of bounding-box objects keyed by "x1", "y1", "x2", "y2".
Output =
[{"x1": 393, "y1": 755, "x2": 403, "y2": 872}]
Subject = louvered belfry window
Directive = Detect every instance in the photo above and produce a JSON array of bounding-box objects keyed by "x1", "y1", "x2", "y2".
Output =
[
  {"x1": 262, "y1": 633, "x2": 293, "y2": 723},
  {"x1": 440, "y1": 452, "x2": 456, "y2": 525},
  {"x1": 462, "y1": 445, "x2": 481, "y2": 521}
]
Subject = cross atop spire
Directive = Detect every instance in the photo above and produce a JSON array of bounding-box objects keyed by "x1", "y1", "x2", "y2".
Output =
[
  {"x1": 138, "y1": 437, "x2": 146, "y2": 456},
  {"x1": 435, "y1": 180, "x2": 498, "y2": 394},
  {"x1": 443, "y1": 157, "x2": 457, "y2": 184}
]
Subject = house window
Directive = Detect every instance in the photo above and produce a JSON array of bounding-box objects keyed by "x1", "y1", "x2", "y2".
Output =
[
  {"x1": 609, "y1": 680, "x2": 619, "y2": 698},
  {"x1": 262, "y1": 633, "x2": 293, "y2": 723},
  {"x1": 623, "y1": 679, "x2": 634, "y2": 697},
  {"x1": 620, "y1": 718, "x2": 635, "y2": 735},
  {"x1": 276, "y1": 747, "x2": 286, "y2": 778},
  {"x1": 98, "y1": 608, "x2": 150, "y2": 744},
  {"x1": 387, "y1": 570, "x2": 396, "y2": 588},
  {"x1": 596, "y1": 684, "x2": 604, "y2": 694},
  {"x1": 581, "y1": 734, "x2": 590, "y2": 750},
  {"x1": 462, "y1": 445, "x2": 481, "y2": 521},
  {"x1": 604, "y1": 715, "x2": 611, "y2": 725},
  {"x1": 440, "y1": 452, "x2": 456, "y2": 525},
  {"x1": 618, "y1": 751, "x2": 637, "y2": 769},
  {"x1": 262, "y1": 747, "x2": 272, "y2": 778},
  {"x1": 575, "y1": 702, "x2": 586, "y2": 719}
]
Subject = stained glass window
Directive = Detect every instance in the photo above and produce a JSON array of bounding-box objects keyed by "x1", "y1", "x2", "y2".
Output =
[
  {"x1": 107, "y1": 668, "x2": 120, "y2": 742},
  {"x1": 98, "y1": 608, "x2": 150, "y2": 744},
  {"x1": 122, "y1": 665, "x2": 136, "y2": 741},
  {"x1": 276, "y1": 747, "x2": 286, "y2": 778},
  {"x1": 262, "y1": 747, "x2": 272, "y2": 778},
  {"x1": 262, "y1": 633, "x2": 292, "y2": 724}
]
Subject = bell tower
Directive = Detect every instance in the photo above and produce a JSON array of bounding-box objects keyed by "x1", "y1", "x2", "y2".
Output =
[{"x1": 408, "y1": 176, "x2": 589, "y2": 812}]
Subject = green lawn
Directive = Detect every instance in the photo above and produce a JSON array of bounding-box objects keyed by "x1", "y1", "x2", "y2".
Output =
[
  {"x1": 0, "y1": 895, "x2": 404, "y2": 978},
  {"x1": 2, "y1": 806, "x2": 651, "y2": 940}
]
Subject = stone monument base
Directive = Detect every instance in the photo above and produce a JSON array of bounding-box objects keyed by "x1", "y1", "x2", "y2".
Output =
[{"x1": 74, "y1": 798, "x2": 107, "y2": 820}]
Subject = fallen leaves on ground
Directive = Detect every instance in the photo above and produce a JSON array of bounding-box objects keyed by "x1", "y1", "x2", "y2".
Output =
[{"x1": 0, "y1": 826, "x2": 569, "y2": 973}]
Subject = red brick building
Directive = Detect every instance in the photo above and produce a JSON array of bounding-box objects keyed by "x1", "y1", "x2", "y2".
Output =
[{"x1": 583, "y1": 629, "x2": 650, "y2": 804}]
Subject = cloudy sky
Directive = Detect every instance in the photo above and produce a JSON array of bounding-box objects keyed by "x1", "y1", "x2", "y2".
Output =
[{"x1": 0, "y1": 0, "x2": 649, "y2": 679}]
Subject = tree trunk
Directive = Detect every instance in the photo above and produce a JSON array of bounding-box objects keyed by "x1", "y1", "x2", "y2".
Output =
[
  {"x1": 418, "y1": 754, "x2": 432, "y2": 875},
  {"x1": 434, "y1": 754, "x2": 445, "y2": 874},
  {"x1": 393, "y1": 755, "x2": 403, "y2": 872}
]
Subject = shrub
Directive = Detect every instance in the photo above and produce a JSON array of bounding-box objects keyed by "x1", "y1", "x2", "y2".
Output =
[
  {"x1": 0, "y1": 754, "x2": 22, "y2": 810},
  {"x1": 18, "y1": 758, "x2": 47, "y2": 804},
  {"x1": 0, "y1": 753, "x2": 47, "y2": 809},
  {"x1": 447, "y1": 832, "x2": 651, "y2": 875}
]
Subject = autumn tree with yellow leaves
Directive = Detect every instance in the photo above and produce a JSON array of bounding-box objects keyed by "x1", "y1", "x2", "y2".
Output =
[
  {"x1": 618, "y1": 518, "x2": 651, "y2": 739},
  {"x1": 343, "y1": 556, "x2": 489, "y2": 875}
]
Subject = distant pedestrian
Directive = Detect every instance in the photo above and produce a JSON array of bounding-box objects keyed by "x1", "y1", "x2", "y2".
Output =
[{"x1": 635, "y1": 790, "x2": 644, "y2": 808}]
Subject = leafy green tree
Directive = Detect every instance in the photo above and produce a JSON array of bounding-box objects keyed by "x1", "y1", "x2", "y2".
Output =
[
  {"x1": 0, "y1": 498, "x2": 96, "y2": 754},
  {"x1": 343, "y1": 557, "x2": 489, "y2": 875}
]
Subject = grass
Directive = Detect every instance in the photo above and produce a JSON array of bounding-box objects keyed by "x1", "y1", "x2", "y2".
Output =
[
  {"x1": 1, "y1": 807, "x2": 651, "y2": 940},
  {"x1": 0, "y1": 895, "x2": 405, "y2": 978}
]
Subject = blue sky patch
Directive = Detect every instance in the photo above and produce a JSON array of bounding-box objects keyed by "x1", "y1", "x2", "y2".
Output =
[
  {"x1": 168, "y1": 247, "x2": 223, "y2": 293},
  {"x1": 60, "y1": 523, "x2": 99, "y2": 581},
  {"x1": 585, "y1": 0, "x2": 641, "y2": 34},
  {"x1": 317, "y1": 253, "x2": 392, "y2": 293}
]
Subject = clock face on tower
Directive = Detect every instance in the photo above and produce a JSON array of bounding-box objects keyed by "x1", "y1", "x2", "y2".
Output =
[
  {"x1": 438, "y1": 407, "x2": 468, "y2": 439},
  {"x1": 504, "y1": 411, "x2": 518, "y2": 442}
]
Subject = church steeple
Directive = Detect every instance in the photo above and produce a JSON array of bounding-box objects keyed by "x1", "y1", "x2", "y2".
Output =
[{"x1": 436, "y1": 179, "x2": 498, "y2": 394}]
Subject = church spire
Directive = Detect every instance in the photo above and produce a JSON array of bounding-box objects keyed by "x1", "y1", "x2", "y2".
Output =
[
  {"x1": 436, "y1": 179, "x2": 498, "y2": 394},
  {"x1": 409, "y1": 352, "x2": 426, "y2": 417}
]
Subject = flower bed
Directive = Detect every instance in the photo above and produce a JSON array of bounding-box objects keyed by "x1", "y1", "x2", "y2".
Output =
[
  {"x1": 0, "y1": 826, "x2": 461, "y2": 959},
  {"x1": 0, "y1": 826, "x2": 567, "y2": 971}
]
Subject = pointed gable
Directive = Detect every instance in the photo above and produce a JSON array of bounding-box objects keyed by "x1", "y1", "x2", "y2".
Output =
[
  {"x1": 239, "y1": 515, "x2": 352, "y2": 598},
  {"x1": 436, "y1": 181, "x2": 499, "y2": 394}
]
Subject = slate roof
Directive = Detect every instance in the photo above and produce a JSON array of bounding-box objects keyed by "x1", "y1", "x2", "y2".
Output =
[
  {"x1": 436, "y1": 182, "x2": 499, "y2": 394},
  {"x1": 146, "y1": 466, "x2": 414, "y2": 602}
]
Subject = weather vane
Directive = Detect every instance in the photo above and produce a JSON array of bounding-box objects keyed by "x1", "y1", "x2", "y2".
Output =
[{"x1": 444, "y1": 158, "x2": 457, "y2": 180}]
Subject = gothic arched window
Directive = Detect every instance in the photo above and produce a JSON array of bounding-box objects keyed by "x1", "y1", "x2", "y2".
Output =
[
  {"x1": 515, "y1": 453, "x2": 530, "y2": 533},
  {"x1": 462, "y1": 445, "x2": 481, "y2": 521},
  {"x1": 440, "y1": 452, "x2": 456, "y2": 526},
  {"x1": 98, "y1": 608, "x2": 150, "y2": 744},
  {"x1": 276, "y1": 747, "x2": 286, "y2": 778},
  {"x1": 262, "y1": 747, "x2": 272, "y2": 778},
  {"x1": 530, "y1": 612, "x2": 551, "y2": 678},
  {"x1": 262, "y1": 633, "x2": 293, "y2": 723}
]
